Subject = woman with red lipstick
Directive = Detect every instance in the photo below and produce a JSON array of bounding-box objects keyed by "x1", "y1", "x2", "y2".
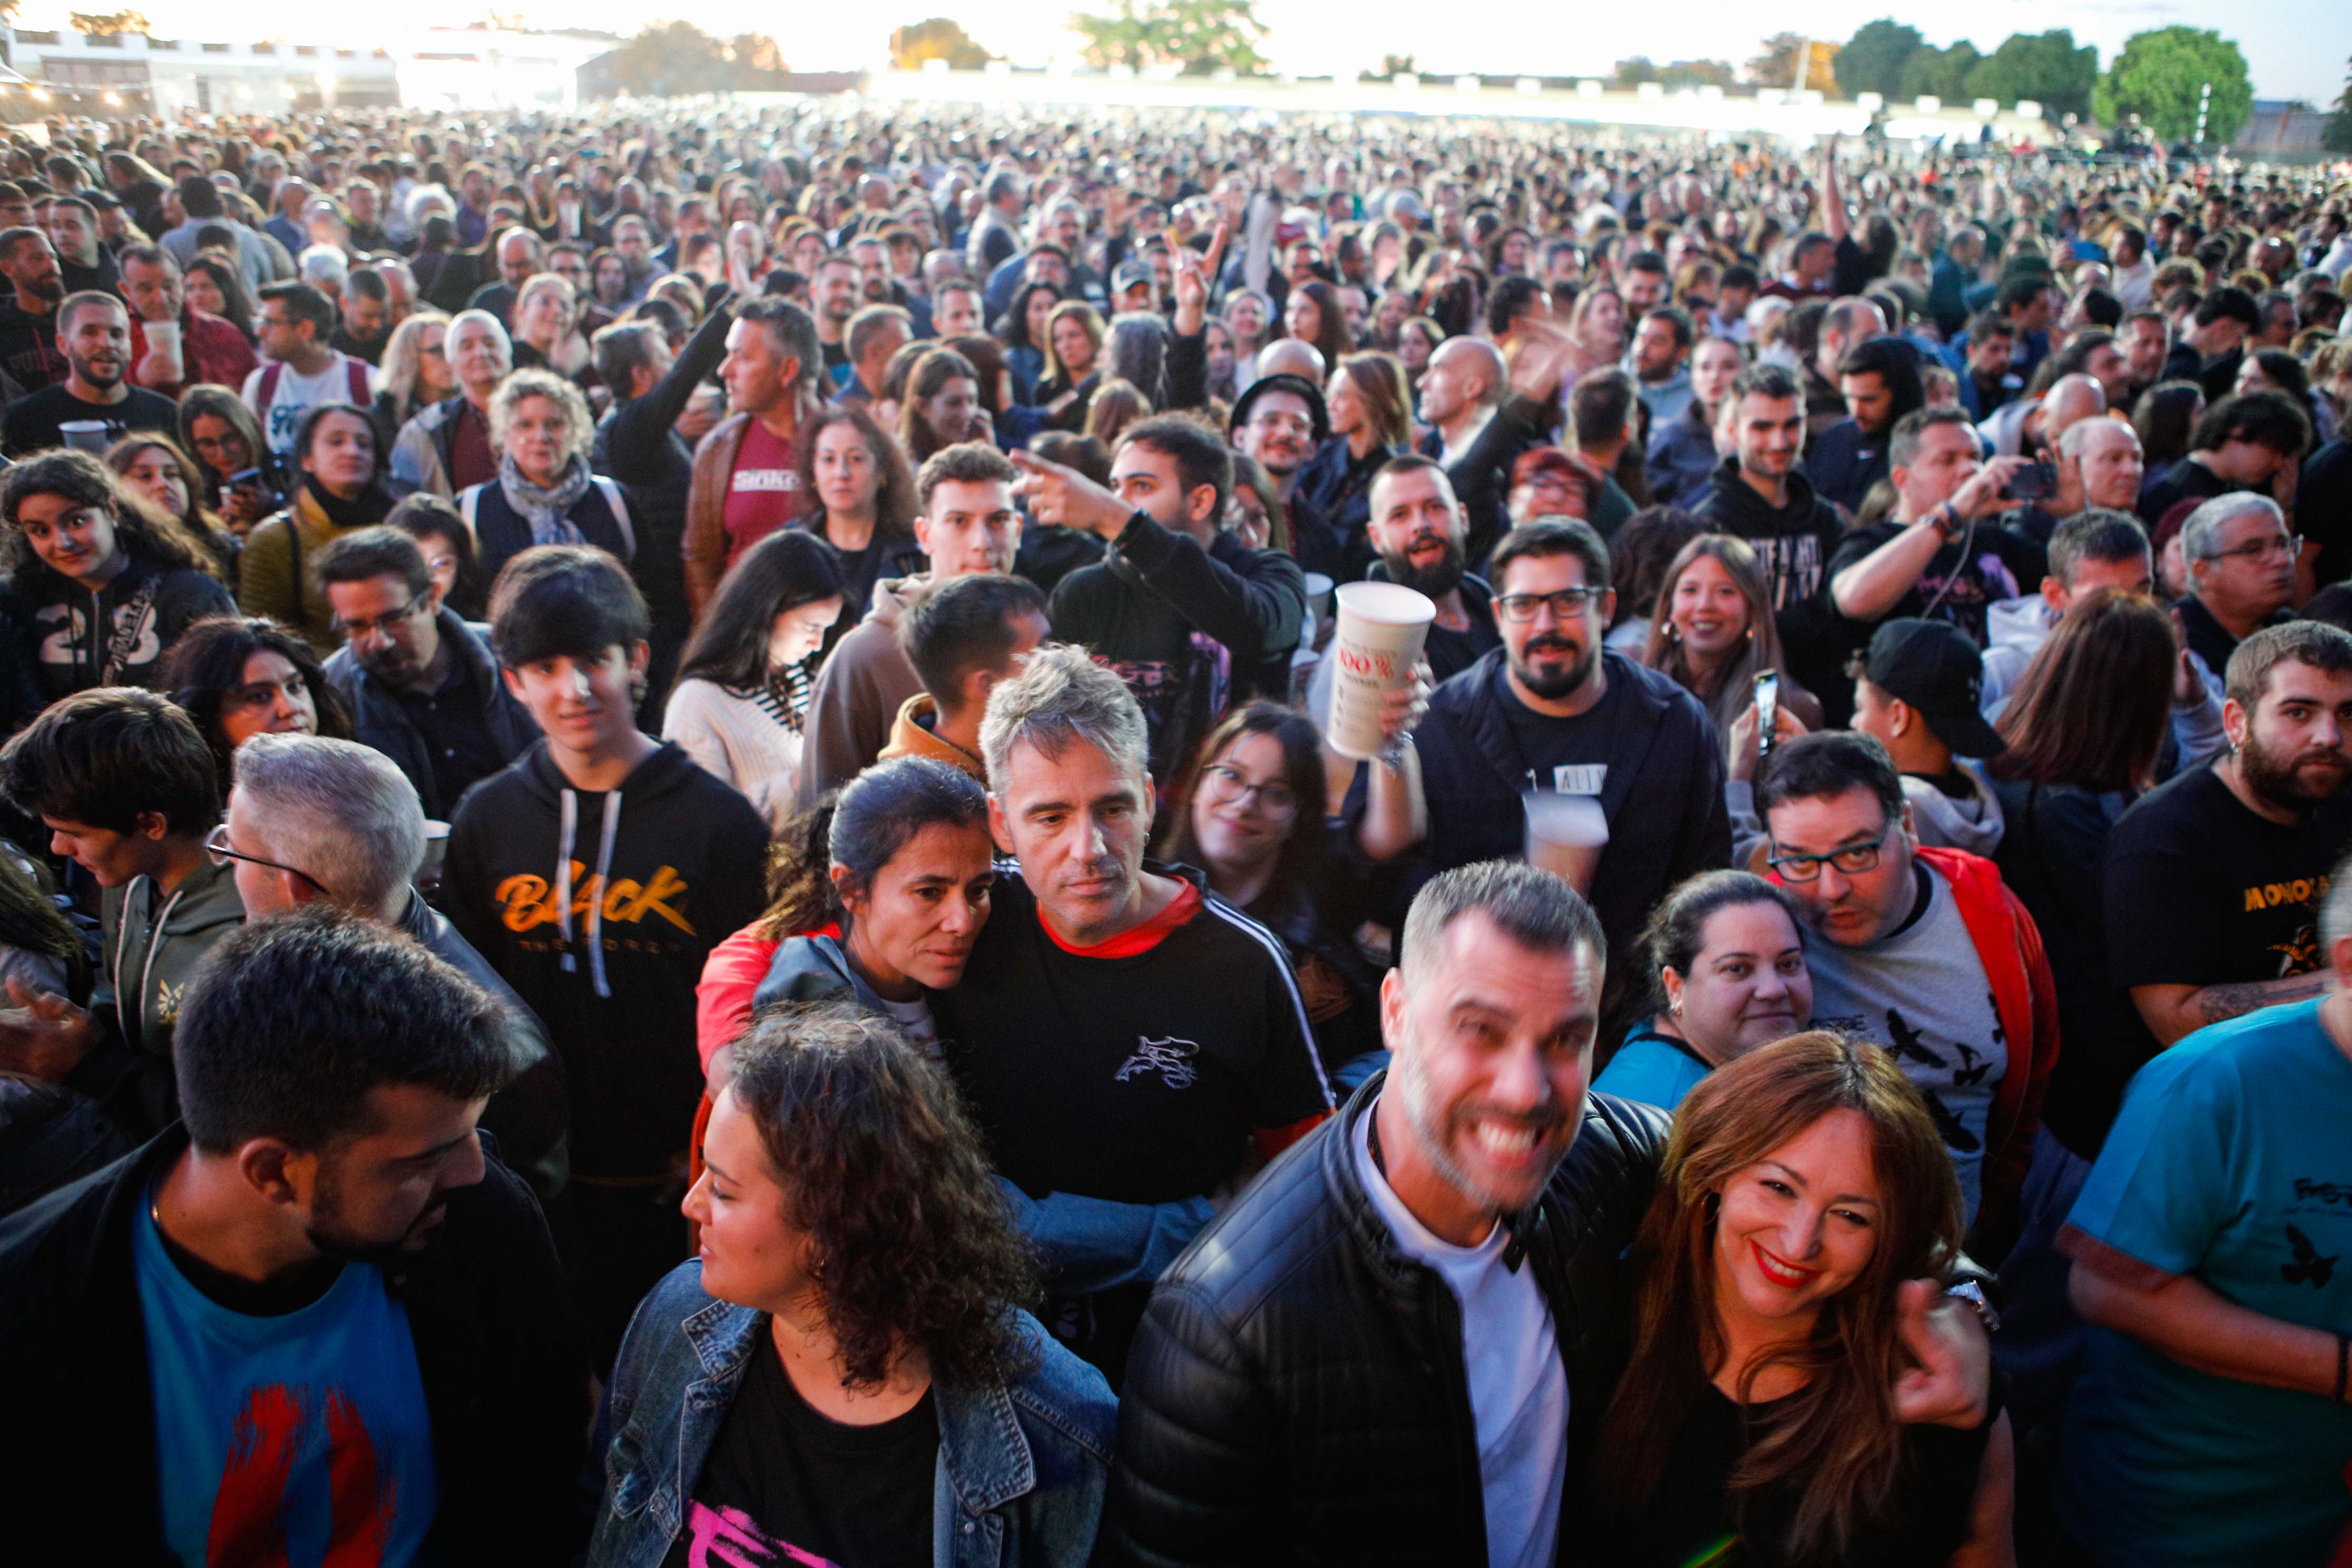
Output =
[{"x1": 1591, "y1": 1032, "x2": 2015, "y2": 1567}]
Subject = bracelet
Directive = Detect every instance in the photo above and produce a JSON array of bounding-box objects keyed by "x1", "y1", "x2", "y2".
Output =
[{"x1": 2336, "y1": 1331, "x2": 2347, "y2": 1404}]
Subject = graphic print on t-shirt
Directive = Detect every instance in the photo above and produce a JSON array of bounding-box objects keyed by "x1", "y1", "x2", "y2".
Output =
[
  {"x1": 1115, "y1": 1035, "x2": 1200, "y2": 1088},
  {"x1": 674, "y1": 1500, "x2": 842, "y2": 1568},
  {"x1": 205, "y1": 1383, "x2": 403, "y2": 1565}
]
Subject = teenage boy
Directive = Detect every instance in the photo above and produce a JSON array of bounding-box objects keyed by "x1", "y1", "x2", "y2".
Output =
[
  {"x1": 0, "y1": 688, "x2": 242, "y2": 1146},
  {"x1": 442, "y1": 545, "x2": 768, "y2": 1358},
  {"x1": 879, "y1": 572, "x2": 1051, "y2": 781},
  {"x1": 0, "y1": 909, "x2": 589, "y2": 1565}
]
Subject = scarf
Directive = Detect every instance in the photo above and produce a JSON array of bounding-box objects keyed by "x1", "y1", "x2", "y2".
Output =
[
  {"x1": 497, "y1": 452, "x2": 594, "y2": 547},
  {"x1": 300, "y1": 473, "x2": 395, "y2": 532}
]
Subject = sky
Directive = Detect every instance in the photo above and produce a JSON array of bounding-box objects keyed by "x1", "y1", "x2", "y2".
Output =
[{"x1": 16, "y1": 0, "x2": 2351, "y2": 105}]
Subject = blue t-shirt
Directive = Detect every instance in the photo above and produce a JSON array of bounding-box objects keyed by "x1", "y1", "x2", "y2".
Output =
[
  {"x1": 134, "y1": 1193, "x2": 439, "y2": 1568},
  {"x1": 1593, "y1": 1029, "x2": 1713, "y2": 1113},
  {"x1": 2061, "y1": 998, "x2": 2352, "y2": 1564}
]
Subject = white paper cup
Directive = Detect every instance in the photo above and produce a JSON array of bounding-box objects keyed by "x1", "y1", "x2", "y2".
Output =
[
  {"x1": 1326, "y1": 581, "x2": 1435, "y2": 761},
  {"x1": 417, "y1": 819, "x2": 452, "y2": 887},
  {"x1": 57, "y1": 420, "x2": 111, "y2": 453},
  {"x1": 143, "y1": 317, "x2": 183, "y2": 384},
  {"x1": 1524, "y1": 792, "x2": 1609, "y2": 895}
]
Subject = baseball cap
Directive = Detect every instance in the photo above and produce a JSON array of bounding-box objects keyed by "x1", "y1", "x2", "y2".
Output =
[
  {"x1": 1110, "y1": 259, "x2": 1155, "y2": 295},
  {"x1": 1862, "y1": 619, "x2": 2007, "y2": 758}
]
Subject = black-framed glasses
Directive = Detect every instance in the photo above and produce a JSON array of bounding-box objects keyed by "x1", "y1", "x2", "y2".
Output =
[
  {"x1": 1767, "y1": 830, "x2": 1889, "y2": 883},
  {"x1": 204, "y1": 824, "x2": 330, "y2": 896},
  {"x1": 1496, "y1": 586, "x2": 1605, "y2": 623},
  {"x1": 1201, "y1": 762, "x2": 1299, "y2": 820},
  {"x1": 332, "y1": 595, "x2": 425, "y2": 640}
]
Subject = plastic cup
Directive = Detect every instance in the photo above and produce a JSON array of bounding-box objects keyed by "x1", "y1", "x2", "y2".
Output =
[
  {"x1": 417, "y1": 820, "x2": 452, "y2": 890},
  {"x1": 1524, "y1": 792, "x2": 1609, "y2": 896},
  {"x1": 1325, "y1": 581, "x2": 1435, "y2": 761},
  {"x1": 143, "y1": 317, "x2": 184, "y2": 384},
  {"x1": 57, "y1": 420, "x2": 111, "y2": 453}
]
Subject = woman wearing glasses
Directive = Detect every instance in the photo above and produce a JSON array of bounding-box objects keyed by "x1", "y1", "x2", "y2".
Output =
[{"x1": 1158, "y1": 699, "x2": 1426, "y2": 1086}]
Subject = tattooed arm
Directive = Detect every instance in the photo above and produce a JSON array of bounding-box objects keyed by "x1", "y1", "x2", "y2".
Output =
[{"x1": 2128, "y1": 975, "x2": 2330, "y2": 1048}]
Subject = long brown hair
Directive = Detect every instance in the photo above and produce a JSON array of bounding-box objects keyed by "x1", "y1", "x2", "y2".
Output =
[
  {"x1": 1595, "y1": 1031, "x2": 1963, "y2": 1561},
  {"x1": 1332, "y1": 350, "x2": 1413, "y2": 450},
  {"x1": 792, "y1": 403, "x2": 918, "y2": 541},
  {"x1": 1989, "y1": 587, "x2": 2174, "y2": 793},
  {"x1": 897, "y1": 348, "x2": 981, "y2": 464},
  {"x1": 1640, "y1": 534, "x2": 1792, "y2": 734}
]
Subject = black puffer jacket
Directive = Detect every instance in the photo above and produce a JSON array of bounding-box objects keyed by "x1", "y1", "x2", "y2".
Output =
[{"x1": 1105, "y1": 1074, "x2": 1670, "y2": 1565}]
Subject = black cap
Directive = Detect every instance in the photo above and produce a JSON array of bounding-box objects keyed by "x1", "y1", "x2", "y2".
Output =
[
  {"x1": 1227, "y1": 373, "x2": 1329, "y2": 444},
  {"x1": 1863, "y1": 619, "x2": 2007, "y2": 758}
]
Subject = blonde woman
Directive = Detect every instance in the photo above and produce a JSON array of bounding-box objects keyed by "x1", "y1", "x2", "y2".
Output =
[
  {"x1": 457, "y1": 367, "x2": 634, "y2": 583},
  {"x1": 374, "y1": 309, "x2": 454, "y2": 433}
]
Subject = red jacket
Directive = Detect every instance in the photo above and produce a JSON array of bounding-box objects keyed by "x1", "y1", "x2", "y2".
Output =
[
  {"x1": 130, "y1": 306, "x2": 257, "y2": 399},
  {"x1": 1916, "y1": 845, "x2": 2060, "y2": 1261}
]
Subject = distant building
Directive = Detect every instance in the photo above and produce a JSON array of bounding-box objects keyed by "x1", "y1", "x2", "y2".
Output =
[{"x1": 2237, "y1": 100, "x2": 2333, "y2": 155}]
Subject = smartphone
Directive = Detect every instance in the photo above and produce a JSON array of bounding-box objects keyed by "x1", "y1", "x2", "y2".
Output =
[
  {"x1": 2005, "y1": 462, "x2": 2059, "y2": 502},
  {"x1": 1755, "y1": 671, "x2": 1781, "y2": 762}
]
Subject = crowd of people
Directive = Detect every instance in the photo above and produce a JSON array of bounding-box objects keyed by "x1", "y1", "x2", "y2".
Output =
[{"x1": 0, "y1": 95, "x2": 2349, "y2": 1566}]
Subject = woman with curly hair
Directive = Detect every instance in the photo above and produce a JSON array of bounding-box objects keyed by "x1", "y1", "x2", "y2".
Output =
[
  {"x1": 1590, "y1": 1031, "x2": 2012, "y2": 1566},
  {"x1": 590, "y1": 1002, "x2": 1114, "y2": 1568},
  {"x1": 792, "y1": 404, "x2": 922, "y2": 629},
  {"x1": 104, "y1": 432, "x2": 240, "y2": 582},
  {"x1": 459, "y1": 368, "x2": 633, "y2": 584},
  {"x1": 156, "y1": 614, "x2": 352, "y2": 781}
]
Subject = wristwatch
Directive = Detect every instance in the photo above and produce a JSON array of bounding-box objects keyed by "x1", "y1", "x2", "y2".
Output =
[{"x1": 1945, "y1": 1279, "x2": 2001, "y2": 1336}]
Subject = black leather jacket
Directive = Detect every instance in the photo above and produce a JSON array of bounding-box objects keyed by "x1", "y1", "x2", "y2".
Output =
[{"x1": 1106, "y1": 1073, "x2": 1670, "y2": 1565}]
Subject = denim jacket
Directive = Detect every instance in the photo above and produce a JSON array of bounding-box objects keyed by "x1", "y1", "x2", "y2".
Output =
[{"x1": 588, "y1": 1261, "x2": 1116, "y2": 1568}]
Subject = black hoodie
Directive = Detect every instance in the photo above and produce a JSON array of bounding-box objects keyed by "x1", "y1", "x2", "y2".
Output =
[
  {"x1": 4, "y1": 551, "x2": 237, "y2": 701},
  {"x1": 443, "y1": 739, "x2": 768, "y2": 1180},
  {"x1": 1690, "y1": 455, "x2": 1857, "y2": 719}
]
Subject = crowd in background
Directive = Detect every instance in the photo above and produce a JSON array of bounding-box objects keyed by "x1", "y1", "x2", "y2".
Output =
[{"x1": 0, "y1": 97, "x2": 2349, "y2": 1566}]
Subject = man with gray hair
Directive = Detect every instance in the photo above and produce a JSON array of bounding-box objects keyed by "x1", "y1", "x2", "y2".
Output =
[
  {"x1": 2178, "y1": 491, "x2": 2298, "y2": 680},
  {"x1": 937, "y1": 643, "x2": 1332, "y2": 1381},
  {"x1": 217, "y1": 731, "x2": 567, "y2": 1199},
  {"x1": 391, "y1": 307, "x2": 509, "y2": 498},
  {"x1": 1110, "y1": 859, "x2": 1995, "y2": 1561}
]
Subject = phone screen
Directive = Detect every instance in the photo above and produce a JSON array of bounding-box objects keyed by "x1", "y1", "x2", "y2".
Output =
[{"x1": 1755, "y1": 671, "x2": 1781, "y2": 761}]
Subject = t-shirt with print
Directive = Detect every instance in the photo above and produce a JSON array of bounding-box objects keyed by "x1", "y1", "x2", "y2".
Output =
[
  {"x1": 937, "y1": 861, "x2": 1332, "y2": 1207},
  {"x1": 2105, "y1": 765, "x2": 2352, "y2": 1064},
  {"x1": 1802, "y1": 860, "x2": 2008, "y2": 1225},
  {"x1": 720, "y1": 419, "x2": 803, "y2": 570},
  {"x1": 1826, "y1": 520, "x2": 2044, "y2": 648},
  {"x1": 1353, "y1": 1103, "x2": 1565, "y2": 1568},
  {"x1": 241, "y1": 352, "x2": 378, "y2": 459},
  {"x1": 134, "y1": 1187, "x2": 438, "y2": 1568},
  {"x1": 665, "y1": 1329, "x2": 935, "y2": 1568},
  {"x1": 1495, "y1": 651, "x2": 1633, "y2": 805},
  {"x1": 2060, "y1": 998, "x2": 2352, "y2": 1563}
]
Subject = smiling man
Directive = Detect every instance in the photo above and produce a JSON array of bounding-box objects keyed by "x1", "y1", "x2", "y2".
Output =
[
  {"x1": 1, "y1": 290, "x2": 179, "y2": 457},
  {"x1": 1110, "y1": 860, "x2": 1996, "y2": 1564},
  {"x1": 1757, "y1": 730, "x2": 2056, "y2": 1256},
  {"x1": 0, "y1": 908, "x2": 589, "y2": 1565},
  {"x1": 937, "y1": 644, "x2": 1331, "y2": 1382}
]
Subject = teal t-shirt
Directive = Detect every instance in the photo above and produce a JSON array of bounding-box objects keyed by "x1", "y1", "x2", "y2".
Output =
[
  {"x1": 1592, "y1": 1028, "x2": 1713, "y2": 1113},
  {"x1": 2060, "y1": 998, "x2": 2352, "y2": 1564}
]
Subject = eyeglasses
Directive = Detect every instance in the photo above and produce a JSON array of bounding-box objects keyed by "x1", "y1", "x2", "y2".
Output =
[
  {"x1": 1247, "y1": 411, "x2": 1316, "y2": 437},
  {"x1": 2202, "y1": 531, "x2": 2300, "y2": 564},
  {"x1": 332, "y1": 595, "x2": 425, "y2": 639},
  {"x1": 204, "y1": 824, "x2": 329, "y2": 895},
  {"x1": 1496, "y1": 586, "x2": 1605, "y2": 623},
  {"x1": 1767, "y1": 830, "x2": 1889, "y2": 883},
  {"x1": 1201, "y1": 762, "x2": 1300, "y2": 820}
]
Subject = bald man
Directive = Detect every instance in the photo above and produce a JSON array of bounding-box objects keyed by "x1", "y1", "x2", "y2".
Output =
[
  {"x1": 1414, "y1": 336, "x2": 1543, "y2": 569},
  {"x1": 1253, "y1": 337, "x2": 1325, "y2": 386}
]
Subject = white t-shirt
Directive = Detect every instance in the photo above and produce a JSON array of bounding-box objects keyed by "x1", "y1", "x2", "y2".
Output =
[
  {"x1": 1353, "y1": 1103, "x2": 1566, "y2": 1568},
  {"x1": 879, "y1": 992, "x2": 939, "y2": 1057},
  {"x1": 241, "y1": 353, "x2": 378, "y2": 459}
]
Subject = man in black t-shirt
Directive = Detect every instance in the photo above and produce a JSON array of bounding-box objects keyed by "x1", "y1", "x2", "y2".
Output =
[
  {"x1": 2106, "y1": 622, "x2": 2352, "y2": 1094},
  {"x1": 1828, "y1": 407, "x2": 2046, "y2": 650},
  {"x1": 0, "y1": 291, "x2": 178, "y2": 458},
  {"x1": 939, "y1": 645, "x2": 1332, "y2": 1379}
]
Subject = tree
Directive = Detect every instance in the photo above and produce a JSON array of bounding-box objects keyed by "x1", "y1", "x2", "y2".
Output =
[
  {"x1": 890, "y1": 18, "x2": 992, "y2": 71},
  {"x1": 1749, "y1": 33, "x2": 1838, "y2": 95},
  {"x1": 722, "y1": 33, "x2": 791, "y2": 84},
  {"x1": 2324, "y1": 55, "x2": 2352, "y2": 153},
  {"x1": 1897, "y1": 41, "x2": 1981, "y2": 103},
  {"x1": 1377, "y1": 54, "x2": 1415, "y2": 80},
  {"x1": 1660, "y1": 59, "x2": 1736, "y2": 90},
  {"x1": 1835, "y1": 20, "x2": 1924, "y2": 101},
  {"x1": 600, "y1": 21, "x2": 789, "y2": 96},
  {"x1": 1614, "y1": 57, "x2": 1659, "y2": 88},
  {"x1": 68, "y1": 8, "x2": 150, "y2": 33},
  {"x1": 2097, "y1": 26, "x2": 2252, "y2": 143},
  {"x1": 1964, "y1": 29, "x2": 2097, "y2": 120},
  {"x1": 1070, "y1": 0, "x2": 1269, "y2": 76}
]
